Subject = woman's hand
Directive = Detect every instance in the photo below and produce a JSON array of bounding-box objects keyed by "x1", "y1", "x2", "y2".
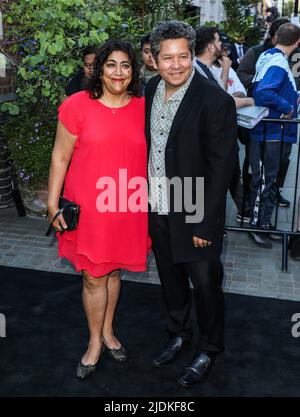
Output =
[{"x1": 47, "y1": 207, "x2": 68, "y2": 233}]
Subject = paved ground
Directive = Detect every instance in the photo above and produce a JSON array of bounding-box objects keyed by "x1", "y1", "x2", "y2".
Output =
[
  {"x1": 1, "y1": 142, "x2": 300, "y2": 301},
  {"x1": 1, "y1": 203, "x2": 300, "y2": 301}
]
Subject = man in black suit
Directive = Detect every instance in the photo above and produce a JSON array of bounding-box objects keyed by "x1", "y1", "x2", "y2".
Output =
[
  {"x1": 146, "y1": 20, "x2": 237, "y2": 387},
  {"x1": 230, "y1": 36, "x2": 248, "y2": 71}
]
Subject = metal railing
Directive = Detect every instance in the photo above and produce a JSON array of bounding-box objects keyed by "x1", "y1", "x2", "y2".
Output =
[
  {"x1": 0, "y1": 113, "x2": 26, "y2": 217},
  {"x1": 225, "y1": 118, "x2": 300, "y2": 271}
]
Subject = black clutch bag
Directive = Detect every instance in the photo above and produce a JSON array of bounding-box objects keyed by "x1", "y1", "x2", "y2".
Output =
[{"x1": 45, "y1": 197, "x2": 80, "y2": 236}]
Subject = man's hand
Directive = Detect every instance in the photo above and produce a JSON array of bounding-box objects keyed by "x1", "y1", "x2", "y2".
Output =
[
  {"x1": 218, "y1": 55, "x2": 232, "y2": 71},
  {"x1": 281, "y1": 106, "x2": 294, "y2": 119},
  {"x1": 192, "y1": 236, "x2": 212, "y2": 248},
  {"x1": 234, "y1": 96, "x2": 254, "y2": 109}
]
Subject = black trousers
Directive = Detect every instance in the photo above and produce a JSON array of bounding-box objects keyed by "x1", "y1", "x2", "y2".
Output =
[
  {"x1": 229, "y1": 149, "x2": 248, "y2": 214},
  {"x1": 149, "y1": 213, "x2": 225, "y2": 355}
]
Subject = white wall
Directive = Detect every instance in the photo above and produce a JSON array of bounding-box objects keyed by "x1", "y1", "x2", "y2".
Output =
[{"x1": 192, "y1": 0, "x2": 225, "y2": 24}]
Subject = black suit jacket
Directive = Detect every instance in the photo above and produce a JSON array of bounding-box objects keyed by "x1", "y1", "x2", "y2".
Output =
[
  {"x1": 65, "y1": 70, "x2": 85, "y2": 96},
  {"x1": 146, "y1": 71, "x2": 237, "y2": 263},
  {"x1": 230, "y1": 44, "x2": 248, "y2": 71}
]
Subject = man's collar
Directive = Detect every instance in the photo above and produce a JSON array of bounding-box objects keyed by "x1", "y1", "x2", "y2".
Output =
[{"x1": 195, "y1": 55, "x2": 213, "y2": 67}]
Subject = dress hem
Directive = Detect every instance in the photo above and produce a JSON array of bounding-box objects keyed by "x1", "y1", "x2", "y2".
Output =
[{"x1": 58, "y1": 253, "x2": 147, "y2": 278}]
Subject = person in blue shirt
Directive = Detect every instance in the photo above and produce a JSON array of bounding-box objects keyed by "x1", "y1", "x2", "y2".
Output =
[{"x1": 248, "y1": 23, "x2": 300, "y2": 249}]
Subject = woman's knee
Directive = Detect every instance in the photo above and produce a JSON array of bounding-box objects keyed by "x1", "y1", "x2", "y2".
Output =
[
  {"x1": 83, "y1": 271, "x2": 108, "y2": 290},
  {"x1": 108, "y1": 269, "x2": 121, "y2": 279}
]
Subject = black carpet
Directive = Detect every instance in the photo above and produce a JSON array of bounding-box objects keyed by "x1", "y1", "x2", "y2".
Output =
[{"x1": 0, "y1": 265, "x2": 300, "y2": 397}]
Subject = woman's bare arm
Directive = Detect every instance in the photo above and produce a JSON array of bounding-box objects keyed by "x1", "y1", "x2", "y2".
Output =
[{"x1": 47, "y1": 121, "x2": 77, "y2": 230}]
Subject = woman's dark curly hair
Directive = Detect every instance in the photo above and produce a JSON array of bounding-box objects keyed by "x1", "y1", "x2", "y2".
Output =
[{"x1": 86, "y1": 40, "x2": 141, "y2": 99}]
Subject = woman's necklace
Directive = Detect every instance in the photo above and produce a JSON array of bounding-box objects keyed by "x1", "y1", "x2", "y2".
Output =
[{"x1": 100, "y1": 95, "x2": 130, "y2": 114}]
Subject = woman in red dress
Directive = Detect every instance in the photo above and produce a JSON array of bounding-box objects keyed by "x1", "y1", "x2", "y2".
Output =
[{"x1": 47, "y1": 40, "x2": 150, "y2": 379}]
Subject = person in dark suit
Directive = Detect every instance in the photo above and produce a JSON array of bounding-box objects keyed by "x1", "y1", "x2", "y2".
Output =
[
  {"x1": 146, "y1": 20, "x2": 237, "y2": 387},
  {"x1": 230, "y1": 36, "x2": 248, "y2": 71}
]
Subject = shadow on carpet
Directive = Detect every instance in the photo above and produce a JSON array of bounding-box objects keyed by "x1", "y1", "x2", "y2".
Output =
[{"x1": 0, "y1": 265, "x2": 300, "y2": 397}]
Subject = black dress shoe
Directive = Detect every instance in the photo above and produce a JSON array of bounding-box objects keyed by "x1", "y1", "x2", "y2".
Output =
[
  {"x1": 276, "y1": 192, "x2": 290, "y2": 208},
  {"x1": 152, "y1": 336, "x2": 185, "y2": 368},
  {"x1": 177, "y1": 352, "x2": 214, "y2": 388},
  {"x1": 265, "y1": 224, "x2": 282, "y2": 242},
  {"x1": 249, "y1": 231, "x2": 272, "y2": 248}
]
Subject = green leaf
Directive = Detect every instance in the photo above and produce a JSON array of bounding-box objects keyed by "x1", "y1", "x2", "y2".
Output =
[
  {"x1": 18, "y1": 67, "x2": 29, "y2": 80},
  {"x1": 78, "y1": 34, "x2": 89, "y2": 47},
  {"x1": 43, "y1": 80, "x2": 51, "y2": 89},
  {"x1": 108, "y1": 11, "x2": 117, "y2": 19},
  {"x1": 42, "y1": 88, "x2": 51, "y2": 97},
  {"x1": 6, "y1": 15, "x2": 13, "y2": 24},
  {"x1": 48, "y1": 44, "x2": 58, "y2": 55},
  {"x1": 1, "y1": 103, "x2": 20, "y2": 115},
  {"x1": 60, "y1": 63, "x2": 75, "y2": 77},
  {"x1": 99, "y1": 32, "x2": 109, "y2": 42},
  {"x1": 55, "y1": 39, "x2": 64, "y2": 52},
  {"x1": 29, "y1": 55, "x2": 44, "y2": 66}
]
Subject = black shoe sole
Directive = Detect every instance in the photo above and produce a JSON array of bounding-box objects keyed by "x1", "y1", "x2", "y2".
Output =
[
  {"x1": 152, "y1": 338, "x2": 190, "y2": 368},
  {"x1": 152, "y1": 360, "x2": 165, "y2": 368},
  {"x1": 177, "y1": 367, "x2": 212, "y2": 388},
  {"x1": 277, "y1": 202, "x2": 290, "y2": 208},
  {"x1": 177, "y1": 377, "x2": 194, "y2": 388},
  {"x1": 236, "y1": 218, "x2": 250, "y2": 223},
  {"x1": 152, "y1": 358, "x2": 176, "y2": 368},
  {"x1": 268, "y1": 234, "x2": 282, "y2": 242}
]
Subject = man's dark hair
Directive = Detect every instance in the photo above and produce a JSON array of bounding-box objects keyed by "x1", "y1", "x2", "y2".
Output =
[
  {"x1": 150, "y1": 20, "x2": 195, "y2": 60},
  {"x1": 195, "y1": 26, "x2": 219, "y2": 55},
  {"x1": 276, "y1": 23, "x2": 300, "y2": 46},
  {"x1": 85, "y1": 40, "x2": 141, "y2": 98},
  {"x1": 269, "y1": 17, "x2": 290, "y2": 39},
  {"x1": 82, "y1": 46, "x2": 98, "y2": 60},
  {"x1": 140, "y1": 34, "x2": 151, "y2": 50}
]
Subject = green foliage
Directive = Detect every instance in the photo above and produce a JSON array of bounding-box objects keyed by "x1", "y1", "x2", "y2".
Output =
[
  {"x1": 1, "y1": 102, "x2": 20, "y2": 115},
  {"x1": 1, "y1": 106, "x2": 57, "y2": 189},
  {"x1": 121, "y1": 0, "x2": 197, "y2": 33},
  {"x1": 283, "y1": 1, "x2": 295, "y2": 17},
  {"x1": 0, "y1": 0, "x2": 132, "y2": 189},
  {"x1": 1, "y1": 0, "x2": 127, "y2": 111},
  {"x1": 222, "y1": 0, "x2": 261, "y2": 45},
  {"x1": 0, "y1": 0, "x2": 200, "y2": 190}
]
